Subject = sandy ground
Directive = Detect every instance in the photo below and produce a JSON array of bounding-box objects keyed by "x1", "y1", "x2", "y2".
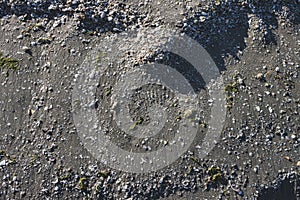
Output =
[{"x1": 0, "y1": 0, "x2": 299, "y2": 199}]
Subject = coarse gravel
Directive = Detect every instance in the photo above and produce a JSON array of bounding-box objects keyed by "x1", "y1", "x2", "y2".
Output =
[{"x1": 0, "y1": 0, "x2": 299, "y2": 199}]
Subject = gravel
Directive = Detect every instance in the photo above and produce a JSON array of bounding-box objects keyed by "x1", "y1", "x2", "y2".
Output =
[{"x1": 0, "y1": 0, "x2": 299, "y2": 199}]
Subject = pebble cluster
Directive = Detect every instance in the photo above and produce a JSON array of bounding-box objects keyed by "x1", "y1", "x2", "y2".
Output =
[
  {"x1": 1, "y1": 0, "x2": 144, "y2": 34},
  {"x1": 0, "y1": 0, "x2": 299, "y2": 199}
]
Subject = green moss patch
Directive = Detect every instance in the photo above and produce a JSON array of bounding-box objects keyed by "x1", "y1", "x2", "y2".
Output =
[
  {"x1": 129, "y1": 116, "x2": 144, "y2": 130},
  {"x1": 224, "y1": 73, "x2": 243, "y2": 111},
  {"x1": 208, "y1": 166, "x2": 224, "y2": 183},
  {"x1": 0, "y1": 52, "x2": 19, "y2": 70}
]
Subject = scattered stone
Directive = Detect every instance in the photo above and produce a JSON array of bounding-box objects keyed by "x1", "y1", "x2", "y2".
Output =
[
  {"x1": 255, "y1": 106, "x2": 261, "y2": 112},
  {"x1": 22, "y1": 46, "x2": 31, "y2": 54},
  {"x1": 256, "y1": 73, "x2": 264, "y2": 80},
  {"x1": 0, "y1": 0, "x2": 299, "y2": 199},
  {"x1": 17, "y1": 34, "x2": 23, "y2": 39},
  {"x1": 0, "y1": 160, "x2": 7, "y2": 166}
]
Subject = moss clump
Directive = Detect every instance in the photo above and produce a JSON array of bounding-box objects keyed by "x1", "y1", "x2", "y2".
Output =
[
  {"x1": 190, "y1": 156, "x2": 201, "y2": 165},
  {"x1": 224, "y1": 82, "x2": 239, "y2": 93},
  {"x1": 104, "y1": 86, "x2": 112, "y2": 96},
  {"x1": 0, "y1": 150, "x2": 16, "y2": 164},
  {"x1": 29, "y1": 154, "x2": 39, "y2": 165},
  {"x1": 208, "y1": 166, "x2": 222, "y2": 175},
  {"x1": 86, "y1": 30, "x2": 94, "y2": 36},
  {"x1": 129, "y1": 116, "x2": 144, "y2": 130},
  {"x1": 208, "y1": 166, "x2": 224, "y2": 182},
  {"x1": 224, "y1": 74, "x2": 243, "y2": 111},
  {"x1": 78, "y1": 177, "x2": 88, "y2": 191},
  {"x1": 37, "y1": 37, "x2": 51, "y2": 44},
  {"x1": 59, "y1": 174, "x2": 71, "y2": 180},
  {"x1": 0, "y1": 53, "x2": 19, "y2": 70},
  {"x1": 98, "y1": 170, "x2": 108, "y2": 178},
  {"x1": 211, "y1": 172, "x2": 223, "y2": 182}
]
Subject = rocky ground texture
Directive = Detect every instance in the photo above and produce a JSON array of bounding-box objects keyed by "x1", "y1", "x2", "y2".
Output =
[{"x1": 0, "y1": 0, "x2": 299, "y2": 199}]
